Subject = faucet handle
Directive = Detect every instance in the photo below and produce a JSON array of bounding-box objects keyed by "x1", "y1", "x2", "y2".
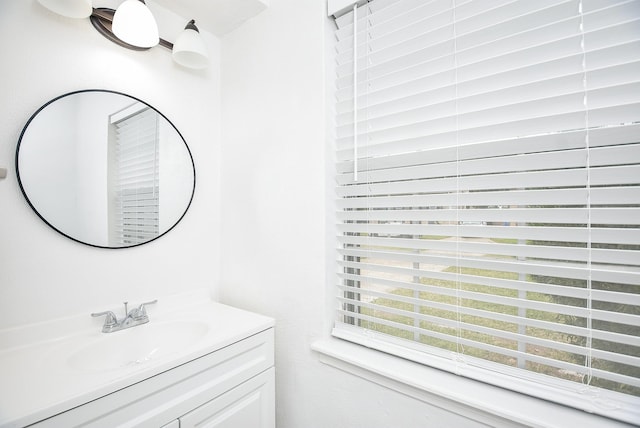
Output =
[
  {"x1": 133, "y1": 299, "x2": 158, "y2": 320},
  {"x1": 91, "y1": 311, "x2": 118, "y2": 327}
]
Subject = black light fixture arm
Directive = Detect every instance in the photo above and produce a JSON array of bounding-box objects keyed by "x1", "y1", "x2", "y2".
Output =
[{"x1": 184, "y1": 19, "x2": 199, "y2": 32}]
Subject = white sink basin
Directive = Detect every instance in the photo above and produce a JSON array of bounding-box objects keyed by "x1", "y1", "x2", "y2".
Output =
[
  {"x1": 66, "y1": 320, "x2": 209, "y2": 372},
  {"x1": 0, "y1": 294, "x2": 276, "y2": 428}
]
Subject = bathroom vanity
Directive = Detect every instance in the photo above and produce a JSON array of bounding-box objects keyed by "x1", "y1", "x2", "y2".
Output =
[{"x1": 0, "y1": 292, "x2": 275, "y2": 428}]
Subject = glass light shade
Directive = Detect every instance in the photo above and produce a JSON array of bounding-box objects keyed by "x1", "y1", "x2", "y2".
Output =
[
  {"x1": 172, "y1": 28, "x2": 209, "y2": 70},
  {"x1": 37, "y1": 0, "x2": 92, "y2": 18},
  {"x1": 112, "y1": 0, "x2": 159, "y2": 48}
]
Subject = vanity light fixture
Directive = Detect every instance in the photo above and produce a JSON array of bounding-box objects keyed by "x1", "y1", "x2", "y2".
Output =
[{"x1": 37, "y1": 0, "x2": 209, "y2": 69}]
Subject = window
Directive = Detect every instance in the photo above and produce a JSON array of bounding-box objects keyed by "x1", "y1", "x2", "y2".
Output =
[
  {"x1": 108, "y1": 104, "x2": 160, "y2": 246},
  {"x1": 331, "y1": 0, "x2": 640, "y2": 423}
]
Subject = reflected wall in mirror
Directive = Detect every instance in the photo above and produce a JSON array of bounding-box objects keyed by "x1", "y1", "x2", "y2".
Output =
[{"x1": 16, "y1": 90, "x2": 195, "y2": 248}]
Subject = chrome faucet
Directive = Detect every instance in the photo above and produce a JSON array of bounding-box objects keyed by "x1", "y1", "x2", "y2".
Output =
[{"x1": 91, "y1": 299, "x2": 158, "y2": 333}]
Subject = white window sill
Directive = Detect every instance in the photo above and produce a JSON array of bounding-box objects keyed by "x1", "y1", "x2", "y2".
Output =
[{"x1": 311, "y1": 338, "x2": 637, "y2": 428}]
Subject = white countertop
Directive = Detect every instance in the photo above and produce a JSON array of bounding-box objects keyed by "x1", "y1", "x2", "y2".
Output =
[{"x1": 0, "y1": 291, "x2": 274, "y2": 428}]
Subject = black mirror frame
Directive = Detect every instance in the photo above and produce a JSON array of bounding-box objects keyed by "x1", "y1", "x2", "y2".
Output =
[{"x1": 15, "y1": 89, "x2": 196, "y2": 249}]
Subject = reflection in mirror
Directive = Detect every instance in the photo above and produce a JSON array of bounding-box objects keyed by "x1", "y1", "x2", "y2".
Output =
[{"x1": 16, "y1": 90, "x2": 195, "y2": 248}]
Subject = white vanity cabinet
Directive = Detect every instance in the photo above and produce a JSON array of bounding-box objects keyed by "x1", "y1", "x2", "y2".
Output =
[{"x1": 30, "y1": 328, "x2": 275, "y2": 428}]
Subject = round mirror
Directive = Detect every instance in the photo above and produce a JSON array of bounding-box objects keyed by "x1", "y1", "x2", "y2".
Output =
[{"x1": 16, "y1": 90, "x2": 195, "y2": 248}]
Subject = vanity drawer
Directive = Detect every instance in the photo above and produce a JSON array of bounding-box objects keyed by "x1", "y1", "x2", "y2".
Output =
[
  {"x1": 179, "y1": 367, "x2": 275, "y2": 428},
  {"x1": 30, "y1": 328, "x2": 274, "y2": 428}
]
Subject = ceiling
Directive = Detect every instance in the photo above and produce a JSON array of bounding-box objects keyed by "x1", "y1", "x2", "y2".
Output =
[{"x1": 150, "y1": 0, "x2": 268, "y2": 36}]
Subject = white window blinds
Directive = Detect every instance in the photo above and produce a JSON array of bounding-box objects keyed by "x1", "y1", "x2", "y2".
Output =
[
  {"x1": 109, "y1": 106, "x2": 160, "y2": 246},
  {"x1": 331, "y1": 0, "x2": 640, "y2": 423}
]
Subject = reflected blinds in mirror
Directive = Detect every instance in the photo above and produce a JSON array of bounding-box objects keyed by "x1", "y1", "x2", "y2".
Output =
[{"x1": 109, "y1": 106, "x2": 160, "y2": 246}]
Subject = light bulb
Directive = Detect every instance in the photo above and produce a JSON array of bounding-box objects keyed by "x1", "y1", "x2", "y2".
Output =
[{"x1": 112, "y1": 0, "x2": 159, "y2": 48}]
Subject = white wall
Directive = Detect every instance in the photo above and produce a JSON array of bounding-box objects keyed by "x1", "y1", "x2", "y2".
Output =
[
  {"x1": 0, "y1": 0, "x2": 221, "y2": 328},
  {"x1": 219, "y1": 1, "x2": 496, "y2": 427}
]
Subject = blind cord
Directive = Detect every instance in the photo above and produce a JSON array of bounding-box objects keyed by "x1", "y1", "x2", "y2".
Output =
[
  {"x1": 452, "y1": 0, "x2": 464, "y2": 372},
  {"x1": 353, "y1": 2, "x2": 358, "y2": 182},
  {"x1": 579, "y1": 0, "x2": 594, "y2": 391}
]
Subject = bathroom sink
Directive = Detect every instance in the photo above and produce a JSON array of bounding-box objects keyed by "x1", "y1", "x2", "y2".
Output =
[
  {"x1": 66, "y1": 320, "x2": 209, "y2": 372},
  {"x1": 0, "y1": 296, "x2": 275, "y2": 428}
]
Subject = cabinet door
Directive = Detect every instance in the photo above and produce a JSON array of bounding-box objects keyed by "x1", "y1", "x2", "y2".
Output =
[{"x1": 180, "y1": 368, "x2": 275, "y2": 428}]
